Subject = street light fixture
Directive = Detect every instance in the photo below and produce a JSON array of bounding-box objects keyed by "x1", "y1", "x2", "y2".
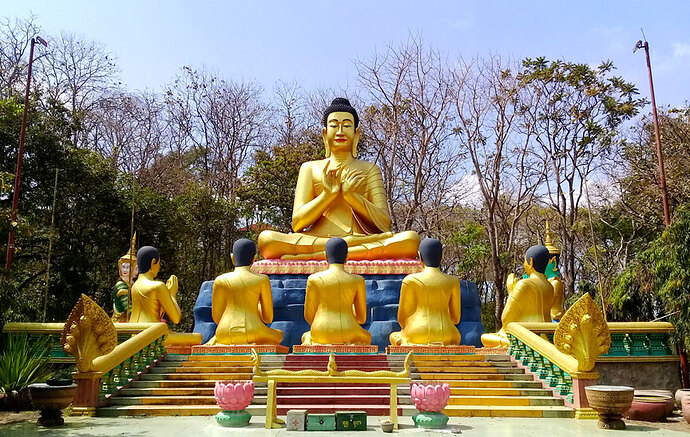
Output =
[
  {"x1": 4, "y1": 36, "x2": 48, "y2": 274},
  {"x1": 633, "y1": 38, "x2": 671, "y2": 227}
]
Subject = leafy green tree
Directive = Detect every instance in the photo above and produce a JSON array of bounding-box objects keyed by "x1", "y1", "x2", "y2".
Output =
[{"x1": 519, "y1": 58, "x2": 645, "y2": 299}]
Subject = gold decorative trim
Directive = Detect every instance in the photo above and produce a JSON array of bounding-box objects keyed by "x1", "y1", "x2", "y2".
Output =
[
  {"x1": 575, "y1": 408, "x2": 598, "y2": 420},
  {"x1": 596, "y1": 356, "x2": 680, "y2": 363},
  {"x1": 251, "y1": 349, "x2": 412, "y2": 378},
  {"x1": 554, "y1": 293, "x2": 611, "y2": 372}
]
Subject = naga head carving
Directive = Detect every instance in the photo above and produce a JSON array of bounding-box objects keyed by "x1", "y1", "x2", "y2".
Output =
[
  {"x1": 554, "y1": 293, "x2": 610, "y2": 372},
  {"x1": 61, "y1": 294, "x2": 118, "y2": 372}
]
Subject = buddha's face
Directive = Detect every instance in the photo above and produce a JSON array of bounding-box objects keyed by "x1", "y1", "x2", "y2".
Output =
[
  {"x1": 149, "y1": 258, "x2": 161, "y2": 278},
  {"x1": 523, "y1": 256, "x2": 535, "y2": 275},
  {"x1": 323, "y1": 111, "x2": 359, "y2": 155}
]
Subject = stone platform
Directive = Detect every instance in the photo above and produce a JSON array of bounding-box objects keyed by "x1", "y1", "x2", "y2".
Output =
[
  {"x1": 191, "y1": 344, "x2": 289, "y2": 354},
  {"x1": 386, "y1": 345, "x2": 476, "y2": 354},
  {"x1": 292, "y1": 344, "x2": 378, "y2": 354}
]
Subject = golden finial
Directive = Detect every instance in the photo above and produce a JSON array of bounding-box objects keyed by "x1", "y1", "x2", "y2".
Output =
[
  {"x1": 118, "y1": 233, "x2": 137, "y2": 268},
  {"x1": 544, "y1": 221, "x2": 560, "y2": 255}
]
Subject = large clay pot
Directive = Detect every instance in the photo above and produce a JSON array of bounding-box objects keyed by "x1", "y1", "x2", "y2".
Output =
[
  {"x1": 682, "y1": 396, "x2": 690, "y2": 424},
  {"x1": 626, "y1": 396, "x2": 668, "y2": 422},
  {"x1": 676, "y1": 389, "x2": 690, "y2": 408},
  {"x1": 28, "y1": 383, "x2": 78, "y2": 426},
  {"x1": 635, "y1": 390, "x2": 674, "y2": 418},
  {"x1": 585, "y1": 385, "x2": 634, "y2": 430}
]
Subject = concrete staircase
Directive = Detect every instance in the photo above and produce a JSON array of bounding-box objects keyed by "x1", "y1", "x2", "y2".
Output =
[{"x1": 97, "y1": 352, "x2": 573, "y2": 418}]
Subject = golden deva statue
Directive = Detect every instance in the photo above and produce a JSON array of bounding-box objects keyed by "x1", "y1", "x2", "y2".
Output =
[
  {"x1": 301, "y1": 237, "x2": 371, "y2": 345},
  {"x1": 258, "y1": 98, "x2": 419, "y2": 261},
  {"x1": 207, "y1": 239, "x2": 283, "y2": 345},
  {"x1": 112, "y1": 234, "x2": 138, "y2": 323},
  {"x1": 544, "y1": 222, "x2": 565, "y2": 321},
  {"x1": 390, "y1": 238, "x2": 461, "y2": 346},
  {"x1": 129, "y1": 246, "x2": 182, "y2": 324},
  {"x1": 481, "y1": 245, "x2": 554, "y2": 347}
]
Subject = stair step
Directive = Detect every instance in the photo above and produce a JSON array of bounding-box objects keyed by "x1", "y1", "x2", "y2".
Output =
[
  {"x1": 140, "y1": 373, "x2": 252, "y2": 380},
  {"x1": 97, "y1": 404, "x2": 415, "y2": 417},
  {"x1": 149, "y1": 366, "x2": 254, "y2": 373},
  {"x1": 448, "y1": 387, "x2": 554, "y2": 396},
  {"x1": 447, "y1": 396, "x2": 564, "y2": 407},
  {"x1": 442, "y1": 405, "x2": 574, "y2": 418},
  {"x1": 415, "y1": 373, "x2": 533, "y2": 381},
  {"x1": 415, "y1": 367, "x2": 523, "y2": 374}
]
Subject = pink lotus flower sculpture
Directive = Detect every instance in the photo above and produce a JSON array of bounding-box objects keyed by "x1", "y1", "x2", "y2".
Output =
[
  {"x1": 214, "y1": 381, "x2": 254, "y2": 411},
  {"x1": 411, "y1": 383, "x2": 450, "y2": 412}
]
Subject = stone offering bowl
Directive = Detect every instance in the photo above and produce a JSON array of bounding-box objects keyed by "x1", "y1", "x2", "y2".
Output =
[
  {"x1": 585, "y1": 385, "x2": 634, "y2": 430},
  {"x1": 28, "y1": 383, "x2": 78, "y2": 427}
]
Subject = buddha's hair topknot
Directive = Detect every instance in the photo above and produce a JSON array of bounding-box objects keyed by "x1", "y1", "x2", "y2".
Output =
[{"x1": 322, "y1": 97, "x2": 359, "y2": 128}]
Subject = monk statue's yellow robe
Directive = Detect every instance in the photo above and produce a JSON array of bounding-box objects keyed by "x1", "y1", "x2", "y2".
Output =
[
  {"x1": 130, "y1": 273, "x2": 181, "y2": 324},
  {"x1": 389, "y1": 267, "x2": 462, "y2": 346},
  {"x1": 301, "y1": 263, "x2": 371, "y2": 345},
  {"x1": 207, "y1": 266, "x2": 283, "y2": 345},
  {"x1": 481, "y1": 271, "x2": 554, "y2": 347}
]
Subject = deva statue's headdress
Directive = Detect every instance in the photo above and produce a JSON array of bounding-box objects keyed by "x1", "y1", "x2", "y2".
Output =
[
  {"x1": 322, "y1": 97, "x2": 360, "y2": 158},
  {"x1": 118, "y1": 233, "x2": 137, "y2": 270}
]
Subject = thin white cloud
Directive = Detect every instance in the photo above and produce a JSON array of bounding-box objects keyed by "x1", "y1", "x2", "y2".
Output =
[{"x1": 673, "y1": 42, "x2": 690, "y2": 58}]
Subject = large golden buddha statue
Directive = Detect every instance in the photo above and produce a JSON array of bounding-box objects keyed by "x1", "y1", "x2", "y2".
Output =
[
  {"x1": 481, "y1": 245, "x2": 554, "y2": 347},
  {"x1": 301, "y1": 237, "x2": 371, "y2": 345},
  {"x1": 130, "y1": 246, "x2": 182, "y2": 324},
  {"x1": 258, "y1": 98, "x2": 419, "y2": 260},
  {"x1": 207, "y1": 239, "x2": 283, "y2": 345},
  {"x1": 389, "y1": 238, "x2": 461, "y2": 346}
]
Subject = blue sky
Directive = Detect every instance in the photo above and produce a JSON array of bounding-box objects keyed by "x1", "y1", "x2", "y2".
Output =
[{"x1": 2, "y1": 1, "x2": 690, "y2": 109}]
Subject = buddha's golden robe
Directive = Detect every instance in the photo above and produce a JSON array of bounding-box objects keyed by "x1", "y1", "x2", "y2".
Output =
[
  {"x1": 390, "y1": 267, "x2": 461, "y2": 346},
  {"x1": 209, "y1": 268, "x2": 283, "y2": 345},
  {"x1": 258, "y1": 159, "x2": 419, "y2": 260},
  {"x1": 481, "y1": 271, "x2": 553, "y2": 347},
  {"x1": 301, "y1": 264, "x2": 371, "y2": 345},
  {"x1": 130, "y1": 276, "x2": 181, "y2": 324}
]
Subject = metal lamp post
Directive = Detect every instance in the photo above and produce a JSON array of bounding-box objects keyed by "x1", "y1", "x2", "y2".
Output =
[
  {"x1": 4, "y1": 36, "x2": 48, "y2": 274},
  {"x1": 633, "y1": 39, "x2": 671, "y2": 227}
]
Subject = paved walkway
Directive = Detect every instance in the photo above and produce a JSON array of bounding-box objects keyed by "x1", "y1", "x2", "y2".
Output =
[{"x1": 1, "y1": 416, "x2": 688, "y2": 437}]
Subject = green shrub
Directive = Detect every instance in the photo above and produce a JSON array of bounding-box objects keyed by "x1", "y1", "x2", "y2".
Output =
[{"x1": 0, "y1": 332, "x2": 51, "y2": 393}]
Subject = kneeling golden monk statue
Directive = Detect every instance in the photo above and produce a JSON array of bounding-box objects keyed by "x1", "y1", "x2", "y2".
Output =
[
  {"x1": 481, "y1": 245, "x2": 554, "y2": 347},
  {"x1": 130, "y1": 246, "x2": 182, "y2": 324},
  {"x1": 301, "y1": 237, "x2": 371, "y2": 345},
  {"x1": 258, "y1": 98, "x2": 419, "y2": 260},
  {"x1": 390, "y1": 238, "x2": 461, "y2": 346},
  {"x1": 207, "y1": 239, "x2": 283, "y2": 345}
]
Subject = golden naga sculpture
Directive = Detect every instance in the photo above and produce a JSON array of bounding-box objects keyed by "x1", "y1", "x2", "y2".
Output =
[
  {"x1": 301, "y1": 237, "x2": 371, "y2": 345},
  {"x1": 258, "y1": 98, "x2": 420, "y2": 260},
  {"x1": 251, "y1": 348, "x2": 412, "y2": 378},
  {"x1": 544, "y1": 222, "x2": 565, "y2": 321},
  {"x1": 554, "y1": 292, "x2": 611, "y2": 372},
  {"x1": 206, "y1": 239, "x2": 283, "y2": 345},
  {"x1": 481, "y1": 245, "x2": 554, "y2": 348},
  {"x1": 129, "y1": 246, "x2": 182, "y2": 324},
  {"x1": 390, "y1": 238, "x2": 461, "y2": 346},
  {"x1": 112, "y1": 234, "x2": 138, "y2": 323},
  {"x1": 62, "y1": 294, "x2": 118, "y2": 373}
]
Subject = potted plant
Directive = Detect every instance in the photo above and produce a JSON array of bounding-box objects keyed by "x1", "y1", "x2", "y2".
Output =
[{"x1": 0, "y1": 332, "x2": 51, "y2": 412}]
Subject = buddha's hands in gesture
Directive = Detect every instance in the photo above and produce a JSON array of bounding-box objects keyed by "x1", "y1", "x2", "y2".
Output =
[
  {"x1": 322, "y1": 161, "x2": 343, "y2": 196},
  {"x1": 166, "y1": 275, "x2": 179, "y2": 297},
  {"x1": 342, "y1": 169, "x2": 365, "y2": 195}
]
